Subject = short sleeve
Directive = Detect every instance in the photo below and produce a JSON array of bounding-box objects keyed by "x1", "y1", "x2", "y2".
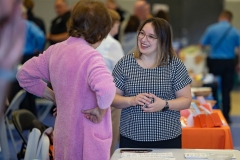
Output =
[
  {"x1": 200, "y1": 27, "x2": 211, "y2": 45},
  {"x1": 172, "y1": 58, "x2": 192, "y2": 92},
  {"x1": 112, "y1": 58, "x2": 125, "y2": 91}
]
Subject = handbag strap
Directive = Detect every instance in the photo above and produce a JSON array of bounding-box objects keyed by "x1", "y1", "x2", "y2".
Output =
[{"x1": 213, "y1": 25, "x2": 232, "y2": 49}]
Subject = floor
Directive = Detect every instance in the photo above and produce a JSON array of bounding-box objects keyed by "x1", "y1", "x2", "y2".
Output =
[
  {"x1": 229, "y1": 89, "x2": 240, "y2": 150},
  {"x1": 1, "y1": 89, "x2": 240, "y2": 160}
]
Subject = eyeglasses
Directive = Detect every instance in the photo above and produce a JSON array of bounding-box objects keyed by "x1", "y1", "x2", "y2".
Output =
[{"x1": 138, "y1": 31, "x2": 157, "y2": 42}]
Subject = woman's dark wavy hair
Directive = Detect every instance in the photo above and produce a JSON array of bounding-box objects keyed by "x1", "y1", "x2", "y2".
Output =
[
  {"x1": 124, "y1": 15, "x2": 140, "y2": 33},
  {"x1": 133, "y1": 17, "x2": 176, "y2": 66},
  {"x1": 67, "y1": 0, "x2": 112, "y2": 44}
]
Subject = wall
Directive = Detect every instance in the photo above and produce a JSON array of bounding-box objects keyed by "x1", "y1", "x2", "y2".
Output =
[{"x1": 225, "y1": 0, "x2": 240, "y2": 30}]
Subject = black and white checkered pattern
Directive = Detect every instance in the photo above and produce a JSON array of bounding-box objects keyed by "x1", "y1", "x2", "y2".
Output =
[{"x1": 112, "y1": 53, "x2": 192, "y2": 142}]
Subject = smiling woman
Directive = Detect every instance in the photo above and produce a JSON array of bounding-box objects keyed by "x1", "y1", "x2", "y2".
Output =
[
  {"x1": 111, "y1": 17, "x2": 192, "y2": 149},
  {"x1": 135, "y1": 18, "x2": 176, "y2": 68}
]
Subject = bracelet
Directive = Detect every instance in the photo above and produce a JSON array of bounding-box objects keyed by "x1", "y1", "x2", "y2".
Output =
[{"x1": 162, "y1": 100, "x2": 169, "y2": 112}]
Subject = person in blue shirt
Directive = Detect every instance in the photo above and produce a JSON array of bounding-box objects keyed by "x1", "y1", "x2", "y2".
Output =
[
  {"x1": 22, "y1": 20, "x2": 45, "y2": 63},
  {"x1": 200, "y1": 10, "x2": 240, "y2": 123},
  {"x1": 8, "y1": 5, "x2": 45, "y2": 118},
  {"x1": 22, "y1": 5, "x2": 45, "y2": 63}
]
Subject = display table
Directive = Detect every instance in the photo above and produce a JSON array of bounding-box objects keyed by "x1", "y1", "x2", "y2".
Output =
[
  {"x1": 111, "y1": 148, "x2": 240, "y2": 160},
  {"x1": 182, "y1": 109, "x2": 233, "y2": 149}
]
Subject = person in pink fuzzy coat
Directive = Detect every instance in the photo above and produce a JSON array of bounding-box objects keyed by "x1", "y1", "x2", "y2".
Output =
[{"x1": 16, "y1": 1, "x2": 116, "y2": 159}]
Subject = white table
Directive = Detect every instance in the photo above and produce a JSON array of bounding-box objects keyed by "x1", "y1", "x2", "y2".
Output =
[{"x1": 111, "y1": 148, "x2": 240, "y2": 160}]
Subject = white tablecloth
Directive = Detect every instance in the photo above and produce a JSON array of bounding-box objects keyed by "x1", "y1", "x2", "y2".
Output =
[{"x1": 111, "y1": 148, "x2": 240, "y2": 160}]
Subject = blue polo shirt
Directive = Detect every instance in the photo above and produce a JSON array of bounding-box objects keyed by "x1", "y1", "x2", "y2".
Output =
[
  {"x1": 200, "y1": 20, "x2": 240, "y2": 59},
  {"x1": 24, "y1": 20, "x2": 45, "y2": 55}
]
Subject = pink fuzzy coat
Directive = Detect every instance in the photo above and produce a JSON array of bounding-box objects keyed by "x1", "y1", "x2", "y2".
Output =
[{"x1": 17, "y1": 37, "x2": 116, "y2": 160}]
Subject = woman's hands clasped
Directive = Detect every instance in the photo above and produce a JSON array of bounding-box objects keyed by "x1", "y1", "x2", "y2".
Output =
[
  {"x1": 134, "y1": 93, "x2": 165, "y2": 112},
  {"x1": 131, "y1": 93, "x2": 152, "y2": 106}
]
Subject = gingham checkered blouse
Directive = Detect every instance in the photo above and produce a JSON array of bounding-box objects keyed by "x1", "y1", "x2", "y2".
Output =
[{"x1": 112, "y1": 53, "x2": 192, "y2": 141}]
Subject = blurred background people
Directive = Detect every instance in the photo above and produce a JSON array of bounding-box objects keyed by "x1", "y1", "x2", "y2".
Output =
[
  {"x1": 47, "y1": 0, "x2": 70, "y2": 45},
  {"x1": 154, "y1": 9, "x2": 171, "y2": 34},
  {"x1": 0, "y1": 1, "x2": 25, "y2": 72},
  {"x1": 200, "y1": 10, "x2": 240, "y2": 123},
  {"x1": 154, "y1": 10, "x2": 170, "y2": 22},
  {"x1": 8, "y1": 4, "x2": 45, "y2": 118},
  {"x1": 23, "y1": 0, "x2": 46, "y2": 34},
  {"x1": 0, "y1": 0, "x2": 25, "y2": 159},
  {"x1": 119, "y1": 0, "x2": 152, "y2": 45},
  {"x1": 122, "y1": 15, "x2": 140, "y2": 55},
  {"x1": 96, "y1": 9, "x2": 124, "y2": 156},
  {"x1": 105, "y1": 0, "x2": 125, "y2": 23},
  {"x1": 21, "y1": 5, "x2": 45, "y2": 64},
  {"x1": 105, "y1": 0, "x2": 126, "y2": 41},
  {"x1": 133, "y1": 0, "x2": 152, "y2": 24},
  {"x1": 96, "y1": 9, "x2": 124, "y2": 73}
]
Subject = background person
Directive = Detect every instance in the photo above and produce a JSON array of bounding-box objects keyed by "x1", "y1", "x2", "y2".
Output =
[
  {"x1": 105, "y1": 0, "x2": 126, "y2": 41},
  {"x1": 112, "y1": 17, "x2": 192, "y2": 148},
  {"x1": 200, "y1": 10, "x2": 240, "y2": 123},
  {"x1": 8, "y1": 5, "x2": 45, "y2": 117},
  {"x1": 23, "y1": 0, "x2": 46, "y2": 34},
  {"x1": 154, "y1": 10, "x2": 170, "y2": 22},
  {"x1": 16, "y1": 1, "x2": 116, "y2": 159},
  {"x1": 0, "y1": 0, "x2": 25, "y2": 159},
  {"x1": 96, "y1": 9, "x2": 124, "y2": 74},
  {"x1": 133, "y1": 0, "x2": 152, "y2": 24},
  {"x1": 122, "y1": 15, "x2": 140, "y2": 55},
  {"x1": 47, "y1": 0, "x2": 70, "y2": 45},
  {"x1": 21, "y1": 5, "x2": 45, "y2": 64},
  {"x1": 119, "y1": 0, "x2": 151, "y2": 45}
]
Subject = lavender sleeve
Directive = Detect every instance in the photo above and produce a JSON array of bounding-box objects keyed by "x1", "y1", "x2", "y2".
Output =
[
  {"x1": 16, "y1": 48, "x2": 52, "y2": 97},
  {"x1": 87, "y1": 55, "x2": 116, "y2": 109}
]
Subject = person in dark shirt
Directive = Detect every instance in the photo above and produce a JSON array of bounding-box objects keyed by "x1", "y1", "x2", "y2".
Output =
[
  {"x1": 47, "y1": 0, "x2": 71, "y2": 45},
  {"x1": 105, "y1": 0, "x2": 126, "y2": 40},
  {"x1": 23, "y1": 0, "x2": 46, "y2": 34}
]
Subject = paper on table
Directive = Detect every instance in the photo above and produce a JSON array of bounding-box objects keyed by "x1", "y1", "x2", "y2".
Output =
[{"x1": 187, "y1": 113, "x2": 194, "y2": 127}]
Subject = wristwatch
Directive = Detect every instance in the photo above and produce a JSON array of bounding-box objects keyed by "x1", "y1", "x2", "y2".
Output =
[{"x1": 162, "y1": 100, "x2": 169, "y2": 112}]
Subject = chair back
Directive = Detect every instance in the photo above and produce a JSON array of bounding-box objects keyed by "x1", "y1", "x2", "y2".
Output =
[
  {"x1": 12, "y1": 109, "x2": 38, "y2": 144},
  {"x1": 4, "y1": 90, "x2": 27, "y2": 154},
  {"x1": 5, "y1": 90, "x2": 26, "y2": 118}
]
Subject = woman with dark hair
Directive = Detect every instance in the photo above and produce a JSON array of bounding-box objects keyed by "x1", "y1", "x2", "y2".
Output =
[
  {"x1": 154, "y1": 10, "x2": 170, "y2": 22},
  {"x1": 16, "y1": 1, "x2": 115, "y2": 159},
  {"x1": 122, "y1": 15, "x2": 140, "y2": 55},
  {"x1": 23, "y1": 0, "x2": 46, "y2": 34},
  {"x1": 112, "y1": 17, "x2": 192, "y2": 148}
]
